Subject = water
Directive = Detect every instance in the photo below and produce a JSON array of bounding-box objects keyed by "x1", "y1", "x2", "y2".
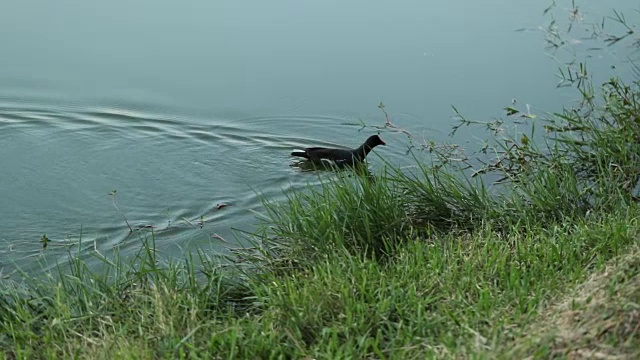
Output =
[{"x1": 0, "y1": 0, "x2": 636, "y2": 274}]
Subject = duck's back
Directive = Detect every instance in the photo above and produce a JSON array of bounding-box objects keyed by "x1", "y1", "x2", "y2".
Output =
[{"x1": 304, "y1": 147, "x2": 355, "y2": 162}]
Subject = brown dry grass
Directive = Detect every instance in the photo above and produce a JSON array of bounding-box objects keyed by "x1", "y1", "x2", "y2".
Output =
[{"x1": 505, "y1": 245, "x2": 640, "y2": 359}]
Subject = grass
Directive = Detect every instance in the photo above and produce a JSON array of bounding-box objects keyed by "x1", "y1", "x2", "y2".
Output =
[
  {"x1": 504, "y1": 245, "x2": 640, "y2": 359},
  {"x1": 251, "y1": 212, "x2": 637, "y2": 357},
  {"x1": 1, "y1": 207, "x2": 637, "y2": 359},
  {"x1": 2, "y1": 6, "x2": 639, "y2": 358}
]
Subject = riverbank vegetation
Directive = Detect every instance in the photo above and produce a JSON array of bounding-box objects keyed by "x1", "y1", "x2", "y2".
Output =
[{"x1": 2, "y1": 3, "x2": 639, "y2": 359}]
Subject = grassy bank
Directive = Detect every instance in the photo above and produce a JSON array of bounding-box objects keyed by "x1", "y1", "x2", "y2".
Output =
[
  {"x1": 2, "y1": 6, "x2": 640, "y2": 359},
  {"x1": 1, "y1": 203, "x2": 637, "y2": 358}
]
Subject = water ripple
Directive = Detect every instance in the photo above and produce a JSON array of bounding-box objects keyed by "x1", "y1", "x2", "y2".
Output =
[{"x1": 1, "y1": 100, "x2": 384, "y2": 275}]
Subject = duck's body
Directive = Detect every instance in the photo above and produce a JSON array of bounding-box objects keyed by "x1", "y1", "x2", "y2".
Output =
[{"x1": 291, "y1": 135, "x2": 385, "y2": 165}]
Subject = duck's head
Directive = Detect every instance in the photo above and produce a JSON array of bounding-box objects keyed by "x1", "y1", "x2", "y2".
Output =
[{"x1": 366, "y1": 134, "x2": 386, "y2": 147}]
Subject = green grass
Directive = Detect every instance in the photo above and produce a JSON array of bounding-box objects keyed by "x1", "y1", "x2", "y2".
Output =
[
  {"x1": 251, "y1": 212, "x2": 637, "y2": 357},
  {"x1": 1, "y1": 207, "x2": 637, "y2": 359}
]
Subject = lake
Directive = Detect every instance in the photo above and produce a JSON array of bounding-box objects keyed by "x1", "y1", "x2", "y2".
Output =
[{"x1": 0, "y1": 0, "x2": 636, "y2": 275}]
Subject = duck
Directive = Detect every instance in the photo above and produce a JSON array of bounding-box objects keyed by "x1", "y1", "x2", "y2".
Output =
[{"x1": 291, "y1": 134, "x2": 385, "y2": 165}]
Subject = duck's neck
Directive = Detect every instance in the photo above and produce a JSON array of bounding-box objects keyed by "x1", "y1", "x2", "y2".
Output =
[{"x1": 354, "y1": 142, "x2": 375, "y2": 160}]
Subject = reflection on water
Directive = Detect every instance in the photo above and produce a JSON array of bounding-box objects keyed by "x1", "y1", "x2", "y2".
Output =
[{"x1": 289, "y1": 157, "x2": 374, "y2": 177}]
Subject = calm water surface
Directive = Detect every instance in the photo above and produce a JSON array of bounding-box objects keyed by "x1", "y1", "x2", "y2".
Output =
[{"x1": 0, "y1": 0, "x2": 636, "y2": 274}]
